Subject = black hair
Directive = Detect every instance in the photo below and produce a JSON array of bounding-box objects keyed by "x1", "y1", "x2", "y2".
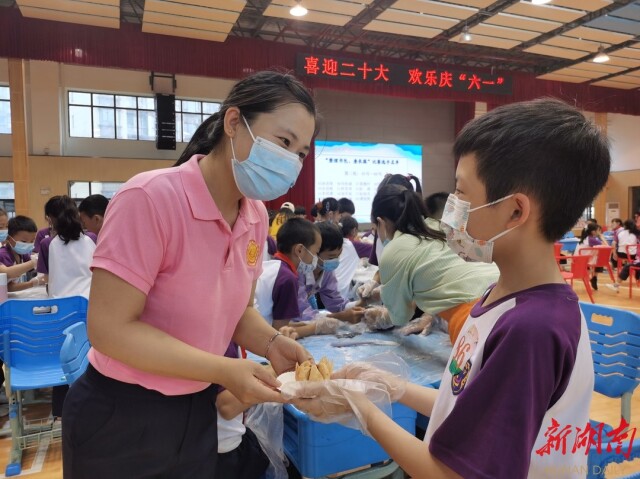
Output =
[
  {"x1": 424, "y1": 192, "x2": 449, "y2": 220},
  {"x1": 174, "y1": 71, "x2": 316, "y2": 166},
  {"x1": 623, "y1": 219, "x2": 640, "y2": 236},
  {"x1": 8, "y1": 215, "x2": 37, "y2": 237},
  {"x1": 371, "y1": 185, "x2": 444, "y2": 242},
  {"x1": 611, "y1": 218, "x2": 622, "y2": 226},
  {"x1": 78, "y1": 194, "x2": 109, "y2": 217},
  {"x1": 580, "y1": 223, "x2": 599, "y2": 242},
  {"x1": 46, "y1": 196, "x2": 84, "y2": 244},
  {"x1": 276, "y1": 217, "x2": 320, "y2": 254},
  {"x1": 588, "y1": 218, "x2": 598, "y2": 224},
  {"x1": 378, "y1": 174, "x2": 422, "y2": 195},
  {"x1": 341, "y1": 216, "x2": 359, "y2": 238},
  {"x1": 310, "y1": 204, "x2": 318, "y2": 218},
  {"x1": 317, "y1": 222, "x2": 344, "y2": 253},
  {"x1": 318, "y1": 198, "x2": 339, "y2": 216},
  {"x1": 44, "y1": 195, "x2": 63, "y2": 218},
  {"x1": 337, "y1": 197, "x2": 355, "y2": 216},
  {"x1": 294, "y1": 205, "x2": 306, "y2": 216},
  {"x1": 454, "y1": 98, "x2": 610, "y2": 242}
]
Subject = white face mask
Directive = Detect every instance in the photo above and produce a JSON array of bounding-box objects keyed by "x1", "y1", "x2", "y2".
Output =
[
  {"x1": 440, "y1": 193, "x2": 518, "y2": 263},
  {"x1": 297, "y1": 246, "x2": 318, "y2": 276}
]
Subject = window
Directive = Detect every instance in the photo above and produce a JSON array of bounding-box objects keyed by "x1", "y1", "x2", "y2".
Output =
[
  {"x1": 68, "y1": 91, "x2": 156, "y2": 140},
  {"x1": 0, "y1": 86, "x2": 10, "y2": 134},
  {"x1": 68, "y1": 90, "x2": 220, "y2": 143},
  {"x1": 69, "y1": 181, "x2": 123, "y2": 200},
  {"x1": 176, "y1": 99, "x2": 220, "y2": 143},
  {"x1": 0, "y1": 182, "x2": 15, "y2": 216}
]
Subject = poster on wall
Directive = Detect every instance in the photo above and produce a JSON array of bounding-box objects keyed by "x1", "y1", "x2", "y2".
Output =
[{"x1": 315, "y1": 140, "x2": 423, "y2": 224}]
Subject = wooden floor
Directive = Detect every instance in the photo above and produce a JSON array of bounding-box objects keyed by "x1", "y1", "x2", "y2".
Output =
[{"x1": 0, "y1": 274, "x2": 639, "y2": 478}]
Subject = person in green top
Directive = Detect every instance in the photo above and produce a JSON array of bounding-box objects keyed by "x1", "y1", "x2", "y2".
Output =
[{"x1": 368, "y1": 184, "x2": 499, "y2": 343}]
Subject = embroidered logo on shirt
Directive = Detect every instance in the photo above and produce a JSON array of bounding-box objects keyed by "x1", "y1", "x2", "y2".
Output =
[
  {"x1": 449, "y1": 324, "x2": 479, "y2": 395},
  {"x1": 246, "y1": 240, "x2": 260, "y2": 267}
]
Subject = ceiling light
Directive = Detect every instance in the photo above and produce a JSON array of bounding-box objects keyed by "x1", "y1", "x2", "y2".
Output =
[
  {"x1": 593, "y1": 45, "x2": 610, "y2": 63},
  {"x1": 290, "y1": 1, "x2": 308, "y2": 16},
  {"x1": 461, "y1": 26, "x2": 472, "y2": 42},
  {"x1": 531, "y1": 0, "x2": 552, "y2": 4}
]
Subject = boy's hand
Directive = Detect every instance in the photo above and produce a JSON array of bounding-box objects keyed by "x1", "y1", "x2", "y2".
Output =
[
  {"x1": 332, "y1": 362, "x2": 407, "y2": 401},
  {"x1": 328, "y1": 307, "x2": 366, "y2": 324}
]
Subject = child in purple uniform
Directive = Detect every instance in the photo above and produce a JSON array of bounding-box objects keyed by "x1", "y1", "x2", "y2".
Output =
[
  {"x1": 293, "y1": 99, "x2": 609, "y2": 479},
  {"x1": 254, "y1": 218, "x2": 321, "y2": 329},
  {"x1": 296, "y1": 222, "x2": 365, "y2": 324},
  {"x1": 0, "y1": 216, "x2": 42, "y2": 291}
]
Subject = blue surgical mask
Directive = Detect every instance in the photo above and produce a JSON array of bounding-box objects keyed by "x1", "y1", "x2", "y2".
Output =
[
  {"x1": 230, "y1": 116, "x2": 302, "y2": 201},
  {"x1": 320, "y1": 258, "x2": 340, "y2": 272},
  {"x1": 382, "y1": 239, "x2": 390, "y2": 247},
  {"x1": 297, "y1": 246, "x2": 318, "y2": 276},
  {"x1": 0, "y1": 230, "x2": 7, "y2": 242},
  {"x1": 10, "y1": 237, "x2": 35, "y2": 255}
]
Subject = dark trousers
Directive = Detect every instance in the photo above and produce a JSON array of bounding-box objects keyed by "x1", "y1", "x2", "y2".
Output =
[
  {"x1": 619, "y1": 263, "x2": 640, "y2": 282},
  {"x1": 215, "y1": 427, "x2": 269, "y2": 479},
  {"x1": 62, "y1": 365, "x2": 218, "y2": 479},
  {"x1": 612, "y1": 252, "x2": 636, "y2": 270}
]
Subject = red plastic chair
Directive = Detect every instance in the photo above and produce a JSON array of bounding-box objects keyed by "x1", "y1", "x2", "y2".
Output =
[
  {"x1": 554, "y1": 242, "x2": 563, "y2": 272},
  {"x1": 562, "y1": 255, "x2": 595, "y2": 303},
  {"x1": 578, "y1": 246, "x2": 614, "y2": 282},
  {"x1": 629, "y1": 265, "x2": 640, "y2": 299}
]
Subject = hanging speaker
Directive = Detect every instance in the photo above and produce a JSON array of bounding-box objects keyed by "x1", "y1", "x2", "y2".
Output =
[{"x1": 156, "y1": 93, "x2": 176, "y2": 150}]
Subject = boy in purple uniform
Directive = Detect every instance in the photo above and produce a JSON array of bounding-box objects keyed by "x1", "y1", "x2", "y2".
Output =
[
  {"x1": 294, "y1": 99, "x2": 610, "y2": 479},
  {"x1": 341, "y1": 216, "x2": 372, "y2": 259},
  {"x1": 0, "y1": 216, "x2": 42, "y2": 291},
  {"x1": 297, "y1": 222, "x2": 365, "y2": 324},
  {"x1": 254, "y1": 218, "x2": 321, "y2": 329}
]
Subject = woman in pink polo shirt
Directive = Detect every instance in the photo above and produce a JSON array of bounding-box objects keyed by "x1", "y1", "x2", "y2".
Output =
[{"x1": 62, "y1": 71, "x2": 317, "y2": 478}]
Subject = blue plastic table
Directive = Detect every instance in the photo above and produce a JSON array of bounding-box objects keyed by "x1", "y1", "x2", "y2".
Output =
[{"x1": 559, "y1": 237, "x2": 580, "y2": 254}]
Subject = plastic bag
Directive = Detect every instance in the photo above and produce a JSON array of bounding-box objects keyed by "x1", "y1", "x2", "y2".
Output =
[
  {"x1": 280, "y1": 351, "x2": 409, "y2": 435},
  {"x1": 363, "y1": 305, "x2": 393, "y2": 330},
  {"x1": 314, "y1": 315, "x2": 342, "y2": 335},
  {"x1": 244, "y1": 402, "x2": 288, "y2": 479}
]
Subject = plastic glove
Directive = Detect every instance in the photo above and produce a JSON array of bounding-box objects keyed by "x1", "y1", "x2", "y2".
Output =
[
  {"x1": 357, "y1": 279, "x2": 379, "y2": 299},
  {"x1": 331, "y1": 352, "x2": 409, "y2": 402},
  {"x1": 397, "y1": 313, "x2": 435, "y2": 336},
  {"x1": 282, "y1": 378, "x2": 390, "y2": 435},
  {"x1": 314, "y1": 316, "x2": 341, "y2": 335},
  {"x1": 363, "y1": 306, "x2": 393, "y2": 330}
]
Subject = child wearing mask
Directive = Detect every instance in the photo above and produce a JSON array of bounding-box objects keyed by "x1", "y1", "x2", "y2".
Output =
[
  {"x1": 254, "y1": 217, "x2": 321, "y2": 329},
  {"x1": 285, "y1": 223, "x2": 365, "y2": 340},
  {"x1": 0, "y1": 215, "x2": 42, "y2": 291}
]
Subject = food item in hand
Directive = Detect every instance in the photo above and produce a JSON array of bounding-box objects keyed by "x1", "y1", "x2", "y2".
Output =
[{"x1": 295, "y1": 357, "x2": 333, "y2": 381}]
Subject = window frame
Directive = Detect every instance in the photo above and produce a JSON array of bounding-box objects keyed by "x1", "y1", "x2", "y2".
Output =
[
  {"x1": 67, "y1": 90, "x2": 155, "y2": 141},
  {"x1": 67, "y1": 89, "x2": 221, "y2": 143},
  {"x1": 0, "y1": 85, "x2": 11, "y2": 135}
]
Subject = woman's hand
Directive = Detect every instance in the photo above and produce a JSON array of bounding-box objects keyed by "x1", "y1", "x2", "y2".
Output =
[
  {"x1": 267, "y1": 333, "x2": 313, "y2": 375},
  {"x1": 219, "y1": 358, "x2": 284, "y2": 405}
]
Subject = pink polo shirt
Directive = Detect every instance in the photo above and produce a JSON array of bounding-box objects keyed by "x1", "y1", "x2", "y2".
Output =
[{"x1": 88, "y1": 155, "x2": 268, "y2": 395}]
